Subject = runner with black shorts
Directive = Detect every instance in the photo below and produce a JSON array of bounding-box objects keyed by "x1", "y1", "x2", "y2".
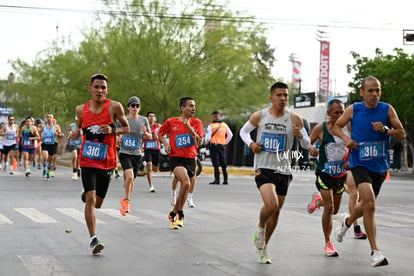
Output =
[{"x1": 71, "y1": 73, "x2": 129, "y2": 255}]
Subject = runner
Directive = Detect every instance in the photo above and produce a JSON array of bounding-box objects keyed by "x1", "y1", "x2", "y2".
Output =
[
  {"x1": 0, "y1": 115, "x2": 19, "y2": 175},
  {"x1": 158, "y1": 97, "x2": 204, "y2": 229},
  {"x1": 71, "y1": 73, "x2": 129, "y2": 254},
  {"x1": 119, "y1": 96, "x2": 151, "y2": 215},
  {"x1": 67, "y1": 117, "x2": 82, "y2": 180},
  {"x1": 41, "y1": 114, "x2": 64, "y2": 181},
  {"x1": 19, "y1": 117, "x2": 40, "y2": 177},
  {"x1": 143, "y1": 111, "x2": 162, "y2": 193}
]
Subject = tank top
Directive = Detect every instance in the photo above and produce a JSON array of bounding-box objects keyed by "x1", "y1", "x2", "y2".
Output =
[
  {"x1": 254, "y1": 108, "x2": 294, "y2": 175},
  {"x1": 69, "y1": 123, "x2": 82, "y2": 148},
  {"x1": 350, "y1": 102, "x2": 390, "y2": 173},
  {"x1": 79, "y1": 98, "x2": 117, "y2": 169},
  {"x1": 22, "y1": 126, "x2": 35, "y2": 149},
  {"x1": 317, "y1": 122, "x2": 347, "y2": 177},
  {"x1": 3, "y1": 124, "x2": 17, "y2": 146},
  {"x1": 119, "y1": 116, "x2": 149, "y2": 155},
  {"x1": 144, "y1": 122, "x2": 161, "y2": 150},
  {"x1": 43, "y1": 124, "x2": 57, "y2": 145}
]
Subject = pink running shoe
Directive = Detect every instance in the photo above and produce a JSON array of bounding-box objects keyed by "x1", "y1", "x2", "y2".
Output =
[
  {"x1": 325, "y1": 241, "x2": 339, "y2": 257},
  {"x1": 307, "y1": 192, "x2": 321, "y2": 214}
]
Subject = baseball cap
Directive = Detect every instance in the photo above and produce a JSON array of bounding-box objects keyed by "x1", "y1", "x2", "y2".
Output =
[{"x1": 127, "y1": 96, "x2": 140, "y2": 106}]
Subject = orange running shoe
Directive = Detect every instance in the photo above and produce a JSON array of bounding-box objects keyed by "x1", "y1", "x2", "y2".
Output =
[{"x1": 120, "y1": 197, "x2": 130, "y2": 215}]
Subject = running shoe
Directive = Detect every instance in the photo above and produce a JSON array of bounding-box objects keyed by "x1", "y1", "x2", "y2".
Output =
[
  {"x1": 253, "y1": 225, "x2": 266, "y2": 251},
  {"x1": 168, "y1": 213, "x2": 179, "y2": 229},
  {"x1": 170, "y1": 193, "x2": 176, "y2": 206},
  {"x1": 46, "y1": 172, "x2": 50, "y2": 181},
  {"x1": 335, "y1": 213, "x2": 350, "y2": 242},
  {"x1": 72, "y1": 172, "x2": 78, "y2": 181},
  {"x1": 149, "y1": 185, "x2": 156, "y2": 193},
  {"x1": 176, "y1": 212, "x2": 184, "y2": 228},
  {"x1": 325, "y1": 241, "x2": 339, "y2": 257},
  {"x1": 43, "y1": 169, "x2": 47, "y2": 177},
  {"x1": 371, "y1": 250, "x2": 388, "y2": 267},
  {"x1": 259, "y1": 245, "x2": 271, "y2": 264},
  {"x1": 3, "y1": 163, "x2": 7, "y2": 171},
  {"x1": 354, "y1": 225, "x2": 367, "y2": 239},
  {"x1": 307, "y1": 192, "x2": 321, "y2": 214},
  {"x1": 38, "y1": 164, "x2": 41, "y2": 170},
  {"x1": 120, "y1": 197, "x2": 130, "y2": 215},
  {"x1": 90, "y1": 237, "x2": 104, "y2": 255},
  {"x1": 9, "y1": 171, "x2": 13, "y2": 175},
  {"x1": 49, "y1": 171, "x2": 54, "y2": 178},
  {"x1": 25, "y1": 169, "x2": 30, "y2": 177},
  {"x1": 187, "y1": 198, "x2": 195, "y2": 208}
]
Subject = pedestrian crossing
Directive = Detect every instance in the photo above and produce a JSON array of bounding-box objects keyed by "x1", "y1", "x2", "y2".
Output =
[
  {"x1": 1, "y1": 206, "x2": 413, "y2": 230},
  {"x1": 0, "y1": 207, "x2": 242, "y2": 226}
]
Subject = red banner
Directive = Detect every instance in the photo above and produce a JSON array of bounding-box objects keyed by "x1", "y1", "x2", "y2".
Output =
[{"x1": 319, "y1": 41, "x2": 330, "y2": 101}]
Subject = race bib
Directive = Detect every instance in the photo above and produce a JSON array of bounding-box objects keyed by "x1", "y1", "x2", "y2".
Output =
[
  {"x1": 122, "y1": 136, "x2": 140, "y2": 150},
  {"x1": 43, "y1": 136, "x2": 53, "y2": 144},
  {"x1": 175, "y1": 133, "x2": 194, "y2": 149},
  {"x1": 23, "y1": 140, "x2": 33, "y2": 146},
  {"x1": 359, "y1": 141, "x2": 386, "y2": 160},
  {"x1": 145, "y1": 140, "x2": 158, "y2": 149},
  {"x1": 82, "y1": 140, "x2": 108, "y2": 160},
  {"x1": 71, "y1": 139, "x2": 82, "y2": 146},
  {"x1": 260, "y1": 132, "x2": 287, "y2": 152},
  {"x1": 324, "y1": 160, "x2": 346, "y2": 177},
  {"x1": 6, "y1": 134, "x2": 15, "y2": 140}
]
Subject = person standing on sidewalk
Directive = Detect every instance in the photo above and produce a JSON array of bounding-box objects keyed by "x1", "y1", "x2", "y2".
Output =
[
  {"x1": 332, "y1": 76, "x2": 406, "y2": 267},
  {"x1": 119, "y1": 96, "x2": 151, "y2": 215},
  {"x1": 158, "y1": 97, "x2": 204, "y2": 229},
  {"x1": 205, "y1": 110, "x2": 233, "y2": 185},
  {"x1": 143, "y1": 111, "x2": 162, "y2": 192},
  {"x1": 239, "y1": 82, "x2": 310, "y2": 264},
  {"x1": 306, "y1": 99, "x2": 348, "y2": 257},
  {"x1": 72, "y1": 73, "x2": 129, "y2": 254}
]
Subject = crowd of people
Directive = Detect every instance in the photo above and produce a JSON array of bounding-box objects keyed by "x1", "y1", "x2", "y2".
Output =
[{"x1": 0, "y1": 74, "x2": 405, "y2": 269}]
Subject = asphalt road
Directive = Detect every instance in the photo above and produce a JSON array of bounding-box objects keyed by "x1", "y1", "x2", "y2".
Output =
[{"x1": 0, "y1": 165, "x2": 413, "y2": 276}]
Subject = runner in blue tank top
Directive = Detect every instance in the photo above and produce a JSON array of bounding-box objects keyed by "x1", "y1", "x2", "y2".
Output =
[{"x1": 332, "y1": 76, "x2": 406, "y2": 267}]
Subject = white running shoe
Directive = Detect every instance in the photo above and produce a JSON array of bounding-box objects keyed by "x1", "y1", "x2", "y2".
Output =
[
  {"x1": 72, "y1": 172, "x2": 78, "y2": 180},
  {"x1": 149, "y1": 185, "x2": 156, "y2": 193},
  {"x1": 259, "y1": 245, "x2": 271, "y2": 264},
  {"x1": 187, "y1": 198, "x2": 195, "y2": 208},
  {"x1": 253, "y1": 225, "x2": 266, "y2": 251},
  {"x1": 371, "y1": 250, "x2": 388, "y2": 267},
  {"x1": 335, "y1": 213, "x2": 350, "y2": 242}
]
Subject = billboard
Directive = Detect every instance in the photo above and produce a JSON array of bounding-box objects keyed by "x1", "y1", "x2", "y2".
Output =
[
  {"x1": 319, "y1": 41, "x2": 330, "y2": 101},
  {"x1": 294, "y1": 92, "x2": 316, "y2": 108}
]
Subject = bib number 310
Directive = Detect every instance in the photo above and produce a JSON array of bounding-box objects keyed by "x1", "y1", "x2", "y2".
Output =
[{"x1": 82, "y1": 140, "x2": 108, "y2": 160}]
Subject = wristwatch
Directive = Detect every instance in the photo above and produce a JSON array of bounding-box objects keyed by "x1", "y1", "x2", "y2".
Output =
[{"x1": 383, "y1": 125, "x2": 389, "y2": 134}]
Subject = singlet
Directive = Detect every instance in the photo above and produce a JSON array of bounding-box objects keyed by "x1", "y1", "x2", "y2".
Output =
[
  {"x1": 316, "y1": 122, "x2": 347, "y2": 177},
  {"x1": 22, "y1": 126, "x2": 35, "y2": 148},
  {"x1": 79, "y1": 98, "x2": 117, "y2": 170},
  {"x1": 119, "y1": 116, "x2": 149, "y2": 155},
  {"x1": 3, "y1": 124, "x2": 17, "y2": 146},
  {"x1": 254, "y1": 108, "x2": 294, "y2": 175},
  {"x1": 43, "y1": 124, "x2": 57, "y2": 145},
  {"x1": 158, "y1": 117, "x2": 204, "y2": 159},
  {"x1": 209, "y1": 121, "x2": 228, "y2": 145},
  {"x1": 69, "y1": 123, "x2": 82, "y2": 148},
  {"x1": 144, "y1": 122, "x2": 161, "y2": 151},
  {"x1": 349, "y1": 102, "x2": 390, "y2": 173}
]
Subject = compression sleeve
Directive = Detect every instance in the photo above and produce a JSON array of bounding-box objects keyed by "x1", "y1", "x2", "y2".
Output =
[
  {"x1": 299, "y1": 127, "x2": 311, "y2": 149},
  {"x1": 239, "y1": 121, "x2": 256, "y2": 147}
]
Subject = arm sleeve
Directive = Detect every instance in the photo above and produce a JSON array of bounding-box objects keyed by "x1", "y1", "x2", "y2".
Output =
[
  {"x1": 225, "y1": 126, "x2": 233, "y2": 144},
  {"x1": 299, "y1": 127, "x2": 311, "y2": 149},
  {"x1": 239, "y1": 121, "x2": 256, "y2": 147}
]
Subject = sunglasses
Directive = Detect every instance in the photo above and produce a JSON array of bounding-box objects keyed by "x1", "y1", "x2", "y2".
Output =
[
  {"x1": 90, "y1": 73, "x2": 108, "y2": 84},
  {"x1": 129, "y1": 104, "x2": 140, "y2": 108},
  {"x1": 334, "y1": 111, "x2": 344, "y2": 115}
]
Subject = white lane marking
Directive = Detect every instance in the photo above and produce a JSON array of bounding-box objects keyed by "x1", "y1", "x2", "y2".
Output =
[
  {"x1": 15, "y1": 208, "x2": 58, "y2": 223},
  {"x1": 0, "y1": 213, "x2": 13, "y2": 224},
  {"x1": 98, "y1": 208, "x2": 151, "y2": 224},
  {"x1": 56, "y1": 208, "x2": 104, "y2": 224}
]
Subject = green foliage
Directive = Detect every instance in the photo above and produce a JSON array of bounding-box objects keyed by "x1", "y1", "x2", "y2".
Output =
[{"x1": 3, "y1": 0, "x2": 276, "y2": 126}]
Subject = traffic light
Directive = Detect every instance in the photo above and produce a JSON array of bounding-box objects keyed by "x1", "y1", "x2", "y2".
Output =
[{"x1": 403, "y1": 29, "x2": 414, "y2": 45}]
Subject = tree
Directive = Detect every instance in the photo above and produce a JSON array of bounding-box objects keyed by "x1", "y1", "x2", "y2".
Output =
[
  {"x1": 4, "y1": 0, "x2": 276, "y2": 125},
  {"x1": 347, "y1": 48, "x2": 414, "y2": 172}
]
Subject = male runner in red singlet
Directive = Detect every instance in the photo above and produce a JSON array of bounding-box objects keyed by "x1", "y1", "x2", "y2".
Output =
[
  {"x1": 158, "y1": 97, "x2": 204, "y2": 229},
  {"x1": 71, "y1": 73, "x2": 129, "y2": 254}
]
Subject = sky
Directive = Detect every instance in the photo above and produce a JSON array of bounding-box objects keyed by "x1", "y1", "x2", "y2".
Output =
[{"x1": 1, "y1": 0, "x2": 414, "y2": 95}]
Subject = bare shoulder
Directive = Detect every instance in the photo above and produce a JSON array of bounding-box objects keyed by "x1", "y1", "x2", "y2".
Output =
[
  {"x1": 290, "y1": 111, "x2": 304, "y2": 127},
  {"x1": 249, "y1": 110, "x2": 263, "y2": 126}
]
